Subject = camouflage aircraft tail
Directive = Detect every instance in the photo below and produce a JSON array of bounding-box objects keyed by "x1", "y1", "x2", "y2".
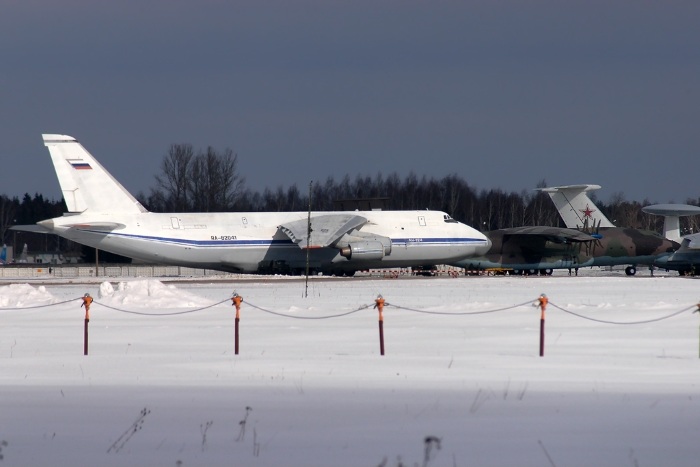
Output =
[{"x1": 537, "y1": 184, "x2": 615, "y2": 229}]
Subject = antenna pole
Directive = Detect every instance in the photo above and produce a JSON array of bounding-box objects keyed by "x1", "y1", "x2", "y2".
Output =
[{"x1": 304, "y1": 181, "x2": 312, "y2": 298}]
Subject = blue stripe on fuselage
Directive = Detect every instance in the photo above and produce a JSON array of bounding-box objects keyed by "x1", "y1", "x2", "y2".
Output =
[{"x1": 76, "y1": 230, "x2": 487, "y2": 248}]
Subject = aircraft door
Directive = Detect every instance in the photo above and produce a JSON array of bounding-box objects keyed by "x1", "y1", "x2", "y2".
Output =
[
  {"x1": 170, "y1": 217, "x2": 180, "y2": 229},
  {"x1": 418, "y1": 216, "x2": 426, "y2": 226}
]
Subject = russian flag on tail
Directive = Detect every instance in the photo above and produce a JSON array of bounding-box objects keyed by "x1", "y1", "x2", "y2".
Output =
[{"x1": 68, "y1": 159, "x2": 92, "y2": 170}]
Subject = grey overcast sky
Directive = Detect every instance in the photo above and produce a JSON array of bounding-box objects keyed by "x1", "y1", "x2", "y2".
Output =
[{"x1": 1, "y1": 1, "x2": 699, "y2": 206}]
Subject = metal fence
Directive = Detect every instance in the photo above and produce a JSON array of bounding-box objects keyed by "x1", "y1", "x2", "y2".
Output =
[{"x1": 0, "y1": 264, "x2": 232, "y2": 280}]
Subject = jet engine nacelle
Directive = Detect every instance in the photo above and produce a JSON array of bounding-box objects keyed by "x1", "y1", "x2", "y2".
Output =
[{"x1": 339, "y1": 241, "x2": 387, "y2": 260}]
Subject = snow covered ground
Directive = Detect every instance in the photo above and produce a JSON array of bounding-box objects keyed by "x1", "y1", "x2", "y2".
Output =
[{"x1": 1, "y1": 271, "x2": 699, "y2": 467}]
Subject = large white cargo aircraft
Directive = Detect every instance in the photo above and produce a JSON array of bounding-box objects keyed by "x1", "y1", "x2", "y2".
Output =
[{"x1": 25, "y1": 134, "x2": 490, "y2": 275}]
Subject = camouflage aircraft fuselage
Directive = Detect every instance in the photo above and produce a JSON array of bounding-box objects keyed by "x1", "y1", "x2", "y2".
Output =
[
  {"x1": 582, "y1": 227, "x2": 679, "y2": 267},
  {"x1": 456, "y1": 227, "x2": 679, "y2": 274}
]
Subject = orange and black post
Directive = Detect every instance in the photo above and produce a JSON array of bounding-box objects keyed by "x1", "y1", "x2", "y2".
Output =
[
  {"x1": 536, "y1": 293, "x2": 548, "y2": 357},
  {"x1": 374, "y1": 294, "x2": 385, "y2": 356},
  {"x1": 231, "y1": 292, "x2": 244, "y2": 355},
  {"x1": 695, "y1": 303, "x2": 700, "y2": 359},
  {"x1": 81, "y1": 293, "x2": 93, "y2": 356}
]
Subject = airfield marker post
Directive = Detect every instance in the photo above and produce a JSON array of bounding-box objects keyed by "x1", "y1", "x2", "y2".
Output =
[
  {"x1": 374, "y1": 295, "x2": 385, "y2": 356},
  {"x1": 231, "y1": 292, "x2": 244, "y2": 355},
  {"x1": 81, "y1": 293, "x2": 93, "y2": 356},
  {"x1": 535, "y1": 294, "x2": 548, "y2": 357},
  {"x1": 235, "y1": 315, "x2": 239, "y2": 355},
  {"x1": 695, "y1": 304, "x2": 700, "y2": 359}
]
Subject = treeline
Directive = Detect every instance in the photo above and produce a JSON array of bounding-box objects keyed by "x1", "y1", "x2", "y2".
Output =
[
  {"x1": 3, "y1": 145, "x2": 700, "y2": 257},
  {"x1": 142, "y1": 145, "x2": 700, "y2": 234},
  {"x1": 0, "y1": 193, "x2": 69, "y2": 256},
  {"x1": 144, "y1": 168, "x2": 700, "y2": 234}
]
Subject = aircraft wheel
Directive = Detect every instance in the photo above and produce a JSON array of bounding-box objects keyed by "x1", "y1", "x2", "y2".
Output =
[
  {"x1": 625, "y1": 266, "x2": 636, "y2": 276},
  {"x1": 542, "y1": 269, "x2": 553, "y2": 276}
]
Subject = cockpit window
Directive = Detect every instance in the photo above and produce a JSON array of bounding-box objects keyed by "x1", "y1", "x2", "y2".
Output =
[{"x1": 443, "y1": 214, "x2": 458, "y2": 223}]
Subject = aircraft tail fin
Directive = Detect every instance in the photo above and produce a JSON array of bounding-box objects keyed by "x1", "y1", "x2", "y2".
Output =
[
  {"x1": 42, "y1": 135, "x2": 147, "y2": 214},
  {"x1": 537, "y1": 184, "x2": 615, "y2": 229}
]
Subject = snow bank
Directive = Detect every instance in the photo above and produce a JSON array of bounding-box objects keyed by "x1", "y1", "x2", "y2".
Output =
[
  {"x1": 0, "y1": 283, "x2": 56, "y2": 308},
  {"x1": 96, "y1": 279, "x2": 217, "y2": 308}
]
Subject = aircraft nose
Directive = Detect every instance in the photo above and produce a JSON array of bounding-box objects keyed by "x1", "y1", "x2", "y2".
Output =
[
  {"x1": 455, "y1": 222, "x2": 491, "y2": 259},
  {"x1": 475, "y1": 233, "x2": 492, "y2": 255}
]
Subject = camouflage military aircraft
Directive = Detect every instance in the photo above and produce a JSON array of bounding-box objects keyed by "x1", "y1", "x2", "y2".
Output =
[
  {"x1": 643, "y1": 204, "x2": 700, "y2": 275},
  {"x1": 654, "y1": 232, "x2": 700, "y2": 275},
  {"x1": 453, "y1": 185, "x2": 679, "y2": 276},
  {"x1": 454, "y1": 224, "x2": 677, "y2": 275},
  {"x1": 540, "y1": 185, "x2": 680, "y2": 275}
]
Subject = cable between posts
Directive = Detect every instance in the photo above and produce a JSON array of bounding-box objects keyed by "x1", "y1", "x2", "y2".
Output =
[
  {"x1": 549, "y1": 301, "x2": 696, "y2": 325},
  {"x1": 245, "y1": 301, "x2": 373, "y2": 319},
  {"x1": 2, "y1": 295, "x2": 696, "y2": 325},
  {"x1": 93, "y1": 298, "x2": 231, "y2": 316},
  {"x1": 0, "y1": 297, "x2": 82, "y2": 311},
  {"x1": 385, "y1": 300, "x2": 535, "y2": 315}
]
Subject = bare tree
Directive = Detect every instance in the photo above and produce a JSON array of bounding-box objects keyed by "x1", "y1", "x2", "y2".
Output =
[
  {"x1": 525, "y1": 179, "x2": 557, "y2": 226},
  {"x1": 189, "y1": 148, "x2": 226, "y2": 212},
  {"x1": 155, "y1": 144, "x2": 194, "y2": 211},
  {"x1": 155, "y1": 144, "x2": 245, "y2": 212},
  {"x1": 206, "y1": 147, "x2": 246, "y2": 211}
]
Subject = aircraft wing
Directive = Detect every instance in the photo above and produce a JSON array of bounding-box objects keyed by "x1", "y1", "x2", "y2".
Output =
[
  {"x1": 279, "y1": 214, "x2": 369, "y2": 249},
  {"x1": 11, "y1": 222, "x2": 126, "y2": 234},
  {"x1": 9, "y1": 224, "x2": 52, "y2": 234},
  {"x1": 501, "y1": 226, "x2": 596, "y2": 243}
]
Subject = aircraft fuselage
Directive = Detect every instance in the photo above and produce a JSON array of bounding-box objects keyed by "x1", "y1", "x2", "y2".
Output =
[{"x1": 41, "y1": 209, "x2": 490, "y2": 274}]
